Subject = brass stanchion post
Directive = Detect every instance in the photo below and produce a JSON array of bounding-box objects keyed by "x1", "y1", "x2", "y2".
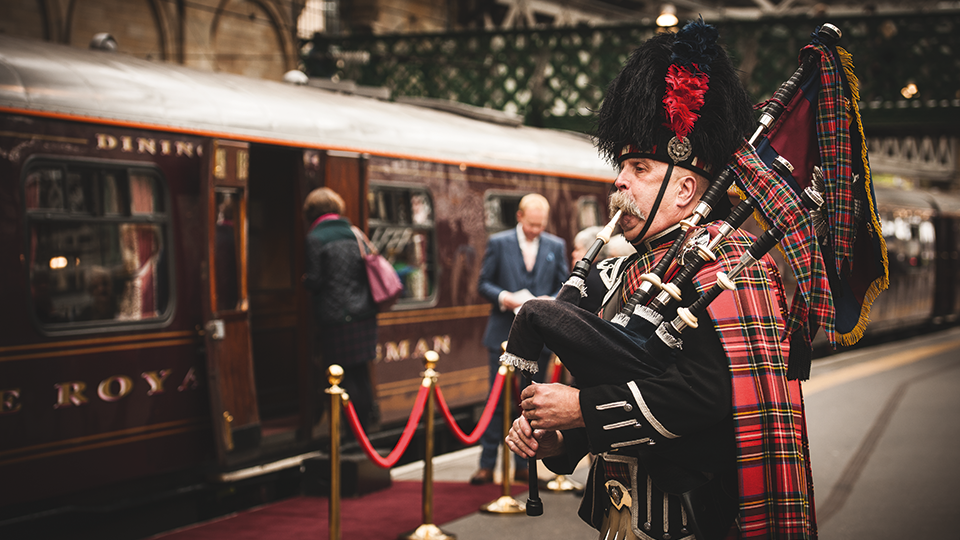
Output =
[
  {"x1": 480, "y1": 344, "x2": 525, "y2": 514},
  {"x1": 545, "y1": 474, "x2": 583, "y2": 492},
  {"x1": 326, "y1": 365, "x2": 346, "y2": 540},
  {"x1": 401, "y1": 351, "x2": 456, "y2": 540}
]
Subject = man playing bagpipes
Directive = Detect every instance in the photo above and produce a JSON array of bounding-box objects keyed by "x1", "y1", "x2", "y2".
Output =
[{"x1": 504, "y1": 20, "x2": 826, "y2": 540}]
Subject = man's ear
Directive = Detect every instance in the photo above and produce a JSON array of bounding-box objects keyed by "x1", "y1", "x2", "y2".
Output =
[{"x1": 674, "y1": 174, "x2": 699, "y2": 207}]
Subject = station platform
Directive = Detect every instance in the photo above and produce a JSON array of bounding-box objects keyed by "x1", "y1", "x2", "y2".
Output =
[{"x1": 151, "y1": 326, "x2": 960, "y2": 540}]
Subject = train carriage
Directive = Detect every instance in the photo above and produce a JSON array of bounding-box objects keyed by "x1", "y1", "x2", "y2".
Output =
[
  {"x1": 3, "y1": 34, "x2": 960, "y2": 532},
  {"x1": 0, "y1": 34, "x2": 612, "y2": 520},
  {"x1": 861, "y1": 185, "x2": 960, "y2": 334}
]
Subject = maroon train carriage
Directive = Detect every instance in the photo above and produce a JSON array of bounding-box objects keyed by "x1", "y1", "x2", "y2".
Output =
[
  {"x1": 0, "y1": 34, "x2": 612, "y2": 527},
  {"x1": 869, "y1": 185, "x2": 960, "y2": 330},
  {"x1": 2, "y1": 34, "x2": 958, "y2": 535}
]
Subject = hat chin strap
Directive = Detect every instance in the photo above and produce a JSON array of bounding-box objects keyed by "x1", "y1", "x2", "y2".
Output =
[{"x1": 630, "y1": 163, "x2": 674, "y2": 248}]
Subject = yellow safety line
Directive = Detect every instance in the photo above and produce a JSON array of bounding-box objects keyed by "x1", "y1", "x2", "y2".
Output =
[{"x1": 803, "y1": 339, "x2": 960, "y2": 396}]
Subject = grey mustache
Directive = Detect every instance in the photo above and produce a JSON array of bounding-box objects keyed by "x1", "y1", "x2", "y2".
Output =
[{"x1": 608, "y1": 191, "x2": 645, "y2": 220}]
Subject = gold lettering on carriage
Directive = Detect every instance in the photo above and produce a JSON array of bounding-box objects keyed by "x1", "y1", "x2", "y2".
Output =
[
  {"x1": 0, "y1": 388, "x2": 21, "y2": 414},
  {"x1": 0, "y1": 368, "x2": 201, "y2": 413},
  {"x1": 377, "y1": 335, "x2": 451, "y2": 363},
  {"x1": 96, "y1": 133, "x2": 200, "y2": 157},
  {"x1": 52, "y1": 368, "x2": 198, "y2": 408}
]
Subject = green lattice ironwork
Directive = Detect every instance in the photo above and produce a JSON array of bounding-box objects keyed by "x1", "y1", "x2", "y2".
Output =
[{"x1": 307, "y1": 13, "x2": 960, "y2": 134}]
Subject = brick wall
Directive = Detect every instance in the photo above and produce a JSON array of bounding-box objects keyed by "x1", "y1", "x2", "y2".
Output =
[
  {"x1": 0, "y1": 0, "x2": 297, "y2": 81},
  {"x1": 342, "y1": 0, "x2": 450, "y2": 34}
]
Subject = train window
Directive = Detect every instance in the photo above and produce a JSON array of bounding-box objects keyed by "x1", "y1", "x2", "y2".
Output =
[
  {"x1": 484, "y1": 192, "x2": 522, "y2": 233},
  {"x1": 23, "y1": 160, "x2": 171, "y2": 328},
  {"x1": 577, "y1": 197, "x2": 601, "y2": 230},
  {"x1": 130, "y1": 173, "x2": 164, "y2": 215},
  {"x1": 367, "y1": 184, "x2": 437, "y2": 305},
  {"x1": 214, "y1": 190, "x2": 242, "y2": 311}
]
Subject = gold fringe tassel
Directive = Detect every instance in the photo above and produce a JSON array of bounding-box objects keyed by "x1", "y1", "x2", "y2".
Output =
[{"x1": 836, "y1": 47, "x2": 890, "y2": 347}]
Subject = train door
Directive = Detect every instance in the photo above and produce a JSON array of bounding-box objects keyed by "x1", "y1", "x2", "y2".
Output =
[
  {"x1": 324, "y1": 151, "x2": 367, "y2": 227},
  {"x1": 240, "y1": 148, "x2": 365, "y2": 444},
  {"x1": 246, "y1": 145, "x2": 312, "y2": 439},
  {"x1": 200, "y1": 139, "x2": 260, "y2": 464}
]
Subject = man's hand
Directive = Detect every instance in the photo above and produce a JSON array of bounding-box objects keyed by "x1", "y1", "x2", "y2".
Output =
[
  {"x1": 519, "y1": 383, "x2": 584, "y2": 431},
  {"x1": 505, "y1": 415, "x2": 564, "y2": 459},
  {"x1": 501, "y1": 291, "x2": 524, "y2": 311}
]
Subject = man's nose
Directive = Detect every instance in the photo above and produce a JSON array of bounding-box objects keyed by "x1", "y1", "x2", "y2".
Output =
[{"x1": 614, "y1": 169, "x2": 629, "y2": 190}]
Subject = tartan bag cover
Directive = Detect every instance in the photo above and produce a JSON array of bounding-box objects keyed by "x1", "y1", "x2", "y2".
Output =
[
  {"x1": 729, "y1": 143, "x2": 836, "y2": 350},
  {"x1": 780, "y1": 39, "x2": 888, "y2": 347},
  {"x1": 621, "y1": 226, "x2": 816, "y2": 539}
]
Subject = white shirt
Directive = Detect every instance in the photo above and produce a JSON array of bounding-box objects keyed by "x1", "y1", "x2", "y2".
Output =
[
  {"x1": 496, "y1": 225, "x2": 541, "y2": 311},
  {"x1": 516, "y1": 224, "x2": 540, "y2": 272}
]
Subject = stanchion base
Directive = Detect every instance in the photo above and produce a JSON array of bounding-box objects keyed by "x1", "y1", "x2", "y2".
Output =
[
  {"x1": 399, "y1": 523, "x2": 457, "y2": 540},
  {"x1": 546, "y1": 474, "x2": 583, "y2": 492},
  {"x1": 480, "y1": 495, "x2": 526, "y2": 514}
]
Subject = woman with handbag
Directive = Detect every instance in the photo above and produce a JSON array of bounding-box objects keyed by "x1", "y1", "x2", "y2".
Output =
[{"x1": 303, "y1": 187, "x2": 387, "y2": 430}]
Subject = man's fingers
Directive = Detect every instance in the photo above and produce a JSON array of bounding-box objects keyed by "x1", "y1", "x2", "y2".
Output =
[
  {"x1": 506, "y1": 424, "x2": 538, "y2": 458},
  {"x1": 507, "y1": 436, "x2": 536, "y2": 458},
  {"x1": 516, "y1": 414, "x2": 531, "y2": 435}
]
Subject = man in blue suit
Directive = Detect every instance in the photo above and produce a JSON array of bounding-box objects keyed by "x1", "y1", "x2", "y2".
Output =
[{"x1": 471, "y1": 193, "x2": 569, "y2": 484}]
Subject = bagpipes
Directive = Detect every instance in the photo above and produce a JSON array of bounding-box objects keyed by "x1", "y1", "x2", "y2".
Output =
[{"x1": 507, "y1": 22, "x2": 845, "y2": 515}]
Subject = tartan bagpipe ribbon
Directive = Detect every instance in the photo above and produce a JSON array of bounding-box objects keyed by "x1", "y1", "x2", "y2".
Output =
[
  {"x1": 754, "y1": 29, "x2": 889, "y2": 348},
  {"x1": 728, "y1": 144, "x2": 835, "y2": 379}
]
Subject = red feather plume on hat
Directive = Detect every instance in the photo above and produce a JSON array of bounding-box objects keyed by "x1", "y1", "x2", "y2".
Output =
[{"x1": 662, "y1": 64, "x2": 709, "y2": 140}]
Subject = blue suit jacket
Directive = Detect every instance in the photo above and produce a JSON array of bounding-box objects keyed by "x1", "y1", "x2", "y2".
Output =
[{"x1": 478, "y1": 228, "x2": 568, "y2": 350}]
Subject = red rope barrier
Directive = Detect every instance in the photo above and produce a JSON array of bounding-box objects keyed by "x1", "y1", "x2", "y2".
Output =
[
  {"x1": 550, "y1": 360, "x2": 564, "y2": 384},
  {"x1": 434, "y1": 371, "x2": 505, "y2": 445},
  {"x1": 344, "y1": 384, "x2": 430, "y2": 469}
]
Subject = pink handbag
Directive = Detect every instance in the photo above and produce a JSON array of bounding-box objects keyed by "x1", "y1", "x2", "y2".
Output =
[{"x1": 352, "y1": 227, "x2": 403, "y2": 309}]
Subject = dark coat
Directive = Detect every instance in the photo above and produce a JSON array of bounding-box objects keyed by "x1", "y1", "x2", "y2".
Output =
[
  {"x1": 477, "y1": 228, "x2": 568, "y2": 350},
  {"x1": 304, "y1": 217, "x2": 378, "y2": 326}
]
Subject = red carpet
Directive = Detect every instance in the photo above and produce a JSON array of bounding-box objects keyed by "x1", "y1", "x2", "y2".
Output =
[{"x1": 156, "y1": 481, "x2": 527, "y2": 539}]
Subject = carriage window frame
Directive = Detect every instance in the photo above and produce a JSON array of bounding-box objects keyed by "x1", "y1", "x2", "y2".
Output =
[
  {"x1": 22, "y1": 156, "x2": 175, "y2": 333},
  {"x1": 483, "y1": 191, "x2": 525, "y2": 234},
  {"x1": 366, "y1": 183, "x2": 439, "y2": 309},
  {"x1": 576, "y1": 196, "x2": 602, "y2": 231}
]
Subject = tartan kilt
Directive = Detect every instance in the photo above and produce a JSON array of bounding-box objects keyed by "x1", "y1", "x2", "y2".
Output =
[{"x1": 314, "y1": 316, "x2": 378, "y2": 367}]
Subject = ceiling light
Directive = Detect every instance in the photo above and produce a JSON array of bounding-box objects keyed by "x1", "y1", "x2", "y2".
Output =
[
  {"x1": 657, "y1": 4, "x2": 678, "y2": 27},
  {"x1": 900, "y1": 82, "x2": 918, "y2": 99}
]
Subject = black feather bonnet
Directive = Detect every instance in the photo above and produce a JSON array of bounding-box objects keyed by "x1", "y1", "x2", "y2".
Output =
[{"x1": 595, "y1": 20, "x2": 754, "y2": 178}]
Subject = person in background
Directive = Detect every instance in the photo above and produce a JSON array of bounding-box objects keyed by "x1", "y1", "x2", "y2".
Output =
[
  {"x1": 215, "y1": 194, "x2": 239, "y2": 311},
  {"x1": 303, "y1": 187, "x2": 380, "y2": 430},
  {"x1": 570, "y1": 227, "x2": 635, "y2": 314},
  {"x1": 471, "y1": 193, "x2": 568, "y2": 485},
  {"x1": 81, "y1": 266, "x2": 117, "y2": 321},
  {"x1": 570, "y1": 226, "x2": 604, "y2": 315}
]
